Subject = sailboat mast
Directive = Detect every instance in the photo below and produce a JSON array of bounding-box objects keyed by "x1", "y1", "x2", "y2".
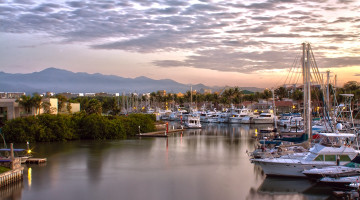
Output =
[
  {"x1": 190, "y1": 85, "x2": 193, "y2": 111},
  {"x1": 302, "y1": 43, "x2": 312, "y2": 141}
]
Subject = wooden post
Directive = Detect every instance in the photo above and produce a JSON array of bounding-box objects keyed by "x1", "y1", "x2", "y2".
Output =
[{"x1": 10, "y1": 143, "x2": 14, "y2": 170}]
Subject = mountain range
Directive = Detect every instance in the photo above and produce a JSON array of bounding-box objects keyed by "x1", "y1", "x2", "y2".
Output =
[{"x1": 0, "y1": 68, "x2": 263, "y2": 94}]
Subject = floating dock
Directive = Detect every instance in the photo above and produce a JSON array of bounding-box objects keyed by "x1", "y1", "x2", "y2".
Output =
[
  {"x1": 26, "y1": 158, "x2": 47, "y2": 164},
  {"x1": 136, "y1": 129, "x2": 185, "y2": 137}
]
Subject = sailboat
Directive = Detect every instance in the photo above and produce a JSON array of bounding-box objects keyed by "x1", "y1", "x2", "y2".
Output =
[
  {"x1": 250, "y1": 43, "x2": 359, "y2": 177},
  {"x1": 184, "y1": 85, "x2": 201, "y2": 129}
]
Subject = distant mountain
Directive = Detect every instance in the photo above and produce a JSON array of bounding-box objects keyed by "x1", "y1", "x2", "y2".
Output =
[{"x1": 0, "y1": 68, "x2": 264, "y2": 94}]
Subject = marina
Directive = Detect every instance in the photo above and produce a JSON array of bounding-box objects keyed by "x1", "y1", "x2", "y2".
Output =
[{"x1": 0, "y1": 122, "x2": 357, "y2": 200}]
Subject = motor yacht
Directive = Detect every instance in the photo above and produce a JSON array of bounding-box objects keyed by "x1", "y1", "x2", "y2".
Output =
[{"x1": 251, "y1": 133, "x2": 359, "y2": 177}]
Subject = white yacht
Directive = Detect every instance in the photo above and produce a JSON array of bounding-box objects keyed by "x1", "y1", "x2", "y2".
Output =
[
  {"x1": 251, "y1": 133, "x2": 359, "y2": 177},
  {"x1": 229, "y1": 108, "x2": 253, "y2": 124},
  {"x1": 184, "y1": 113, "x2": 202, "y2": 129},
  {"x1": 278, "y1": 113, "x2": 303, "y2": 128},
  {"x1": 218, "y1": 112, "x2": 230, "y2": 123},
  {"x1": 241, "y1": 115, "x2": 255, "y2": 124},
  {"x1": 253, "y1": 112, "x2": 276, "y2": 124}
]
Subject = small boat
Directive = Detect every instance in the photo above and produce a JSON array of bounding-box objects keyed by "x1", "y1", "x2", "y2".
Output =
[
  {"x1": 303, "y1": 155, "x2": 360, "y2": 180},
  {"x1": 0, "y1": 148, "x2": 32, "y2": 164},
  {"x1": 319, "y1": 176, "x2": 360, "y2": 187},
  {"x1": 251, "y1": 133, "x2": 359, "y2": 177}
]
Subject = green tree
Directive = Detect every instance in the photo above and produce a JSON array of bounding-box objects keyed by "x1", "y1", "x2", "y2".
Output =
[
  {"x1": 56, "y1": 94, "x2": 68, "y2": 112},
  {"x1": 31, "y1": 94, "x2": 42, "y2": 115},
  {"x1": 275, "y1": 87, "x2": 288, "y2": 101},
  {"x1": 85, "y1": 99, "x2": 102, "y2": 114},
  {"x1": 17, "y1": 95, "x2": 33, "y2": 114}
]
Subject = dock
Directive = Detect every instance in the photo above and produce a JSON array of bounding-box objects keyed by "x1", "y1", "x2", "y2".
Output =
[
  {"x1": 26, "y1": 158, "x2": 47, "y2": 164},
  {"x1": 137, "y1": 129, "x2": 185, "y2": 137},
  {"x1": 0, "y1": 168, "x2": 23, "y2": 188}
]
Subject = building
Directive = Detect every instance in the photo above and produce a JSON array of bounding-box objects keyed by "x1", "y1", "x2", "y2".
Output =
[
  {"x1": 0, "y1": 92, "x2": 25, "y2": 99},
  {"x1": 39, "y1": 98, "x2": 58, "y2": 114},
  {"x1": 0, "y1": 99, "x2": 21, "y2": 121},
  {"x1": 59, "y1": 102, "x2": 81, "y2": 114},
  {"x1": 158, "y1": 90, "x2": 166, "y2": 97}
]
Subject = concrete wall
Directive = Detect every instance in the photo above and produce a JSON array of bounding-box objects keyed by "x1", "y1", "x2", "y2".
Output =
[{"x1": 0, "y1": 99, "x2": 20, "y2": 120}]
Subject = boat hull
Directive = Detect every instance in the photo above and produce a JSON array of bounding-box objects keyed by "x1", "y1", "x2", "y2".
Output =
[
  {"x1": 252, "y1": 159, "x2": 339, "y2": 177},
  {"x1": 253, "y1": 119, "x2": 274, "y2": 124}
]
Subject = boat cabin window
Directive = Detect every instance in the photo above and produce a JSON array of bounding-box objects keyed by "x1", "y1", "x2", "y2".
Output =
[
  {"x1": 339, "y1": 155, "x2": 351, "y2": 161},
  {"x1": 314, "y1": 154, "x2": 351, "y2": 162},
  {"x1": 314, "y1": 155, "x2": 324, "y2": 161},
  {"x1": 262, "y1": 115, "x2": 272, "y2": 117},
  {"x1": 325, "y1": 155, "x2": 336, "y2": 161}
]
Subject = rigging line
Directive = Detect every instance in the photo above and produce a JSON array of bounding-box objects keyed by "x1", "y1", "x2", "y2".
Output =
[
  {"x1": 295, "y1": 60, "x2": 302, "y2": 85},
  {"x1": 309, "y1": 46, "x2": 324, "y2": 86},
  {"x1": 284, "y1": 52, "x2": 299, "y2": 85},
  {"x1": 287, "y1": 52, "x2": 301, "y2": 85}
]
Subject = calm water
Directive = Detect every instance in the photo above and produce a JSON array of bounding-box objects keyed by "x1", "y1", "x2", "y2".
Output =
[{"x1": 2, "y1": 123, "x2": 334, "y2": 200}]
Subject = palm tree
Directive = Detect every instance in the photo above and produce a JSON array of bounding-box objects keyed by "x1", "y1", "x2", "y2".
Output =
[
  {"x1": 17, "y1": 95, "x2": 33, "y2": 114},
  {"x1": 31, "y1": 94, "x2": 42, "y2": 115}
]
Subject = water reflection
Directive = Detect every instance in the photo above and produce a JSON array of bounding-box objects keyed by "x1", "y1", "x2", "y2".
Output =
[
  {"x1": 0, "y1": 123, "x2": 339, "y2": 200},
  {"x1": 0, "y1": 181, "x2": 23, "y2": 200}
]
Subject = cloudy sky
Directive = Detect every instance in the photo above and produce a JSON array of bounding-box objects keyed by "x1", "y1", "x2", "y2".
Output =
[{"x1": 0, "y1": 0, "x2": 359, "y2": 88}]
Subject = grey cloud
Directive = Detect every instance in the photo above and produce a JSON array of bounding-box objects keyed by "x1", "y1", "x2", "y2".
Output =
[
  {"x1": 13, "y1": 0, "x2": 34, "y2": 5},
  {"x1": 165, "y1": 1, "x2": 189, "y2": 7},
  {"x1": 32, "y1": 3, "x2": 62, "y2": 13},
  {"x1": 181, "y1": 3, "x2": 225, "y2": 15},
  {"x1": 66, "y1": 1, "x2": 86, "y2": 8},
  {"x1": 337, "y1": 0, "x2": 355, "y2": 4},
  {"x1": 146, "y1": 7, "x2": 181, "y2": 15},
  {"x1": 153, "y1": 49, "x2": 297, "y2": 73},
  {"x1": 259, "y1": 33, "x2": 301, "y2": 38},
  {"x1": 321, "y1": 57, "x2": 360, "y2": 68},
  {"x1": 1, "y1": 0, "x2": 359, "y2": 74},
  {"x1": 354, "y1": 74, "x2": 360, "y2": 76}
]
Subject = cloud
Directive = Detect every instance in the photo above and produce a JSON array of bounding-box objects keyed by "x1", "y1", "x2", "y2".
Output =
[
  {"x1": 354, "y1": 73, "x2": 360, "y2": 76},
  {"x1": 0, "y1": 0, "x2": 360, "y2": 74}
]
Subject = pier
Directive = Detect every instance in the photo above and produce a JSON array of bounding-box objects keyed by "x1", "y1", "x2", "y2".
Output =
[
  {"x1": 137, "y1": 129, "x2": 185, "y2": 137},
  {"x1": 0, "y1": 168, "x2": 23, "y2": 187},
  {"x1": 26, "y1": 158, "x2": 47, "y2": 164}
]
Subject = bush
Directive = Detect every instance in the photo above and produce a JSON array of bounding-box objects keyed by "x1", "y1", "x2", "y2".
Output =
[{"x1": 2, "y1": 113, "x2": 155, "y2": 143}]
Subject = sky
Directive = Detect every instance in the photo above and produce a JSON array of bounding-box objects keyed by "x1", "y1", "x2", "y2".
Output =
[{"x1": 0, "y1": 0, "x2": 359, "y2": 88}]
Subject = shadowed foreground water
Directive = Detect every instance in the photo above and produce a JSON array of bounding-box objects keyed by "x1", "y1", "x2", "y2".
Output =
[{"x1": 2, "y1": 123, "x2": 334, "y2": 200}]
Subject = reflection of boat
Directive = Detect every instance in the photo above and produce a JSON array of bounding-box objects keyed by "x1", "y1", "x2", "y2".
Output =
[{"x1": 258, "y1": 176, "x2": 313, "y2": 193}]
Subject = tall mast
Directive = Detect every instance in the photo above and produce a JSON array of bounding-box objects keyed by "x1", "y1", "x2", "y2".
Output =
[
  {"x1": 190, "y1": 85, "x2": 193, "y2": 111},
  {"x1": 302, "y1": 43, "x2": 312, "y2": 141},
  {"x1": 326, "y1": 71, "x2": 330, "y2": 107}
]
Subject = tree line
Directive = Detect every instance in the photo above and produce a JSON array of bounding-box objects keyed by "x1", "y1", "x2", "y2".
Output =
[{"x1": 2, "y1": 113, "x2": 156, "y2": 143}]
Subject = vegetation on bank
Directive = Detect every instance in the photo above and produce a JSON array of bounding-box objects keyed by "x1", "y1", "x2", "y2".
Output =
[
  {"x1": 2, "y1": 113, "x2": 156, "y2": 143},
  {"x1": 0, "y1": 166, "x2": 10, "y2": 173}
]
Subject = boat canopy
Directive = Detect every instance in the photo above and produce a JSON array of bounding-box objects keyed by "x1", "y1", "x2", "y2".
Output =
[{"x1": 0, "y1": 149, "x2": 26, "y2": 152}]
